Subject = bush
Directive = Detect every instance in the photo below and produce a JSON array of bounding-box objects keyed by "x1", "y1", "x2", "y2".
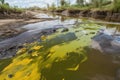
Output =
[
  {"x1": 0, "y1": 4, "x2": 10, "y2": 12},
  {"x1": 113, "y1": 0, "x2": 120, "y2": 12},
  {"x1": 0, "y1": 4, "x2": 24, "y2": 14}
]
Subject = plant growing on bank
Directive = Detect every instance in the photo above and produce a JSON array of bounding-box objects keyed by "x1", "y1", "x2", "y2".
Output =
[
  {"x1": 26, "y1": 6, "x2": 46, "y2": 11},
  {"x1": 113, "y1": 0, "x2": 120, "y2": 12},
  {"x1": 47, "y1": 3, "x2": 56, "y2": 11},
  {"x1": 0, "y1": 0, "x2": 24, "y2": 14},
  {"x1": 76, "y1": 0, "x2": 84, "y2": 6},
  {"x1": 60, "y1": 0, "x2": 66, "y2": 6},
  {"x1": 48, "y1": 0, "x2": 120, "y2": 12},
  {"x1": 0, "y1": 4, "x2": 24, "y2": 14}
]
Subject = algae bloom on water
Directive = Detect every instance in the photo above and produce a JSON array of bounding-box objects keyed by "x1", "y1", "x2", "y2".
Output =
[{"x1": 0, "y1": 23, "x2": 100, "y2": 80}]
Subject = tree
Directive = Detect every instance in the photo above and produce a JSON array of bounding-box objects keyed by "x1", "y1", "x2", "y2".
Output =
[
  {"x1": 0, "y1": 0, "x2": 4, "y2": 4},
  {"x1": 90, "y1": 0, "x2": 112, "y2": 8},
  {"x1": 51, "y1": 3, "x2": 56, "y2": 10},
  {"x1": 60, "y1": 0, "x2": 66, "y2": 6},
  {"x1": 90, "y1": 0, "x2": 99, "y2": 7},
  {"x1": 47, "y1": 4, "x2": 49, "y2": 9},
  {"x1": 89, "y1": 0, "x2": 105, "y2": 8},
  {"x1": 113, "y1": 0, "x2": 117, "y2": 3},
  {"x1": 113, "y1": 0, "x2": 120, "y2": 12},
  {"x1": 76, "y1": 0, "x2": 84, "y2": 6},
  {"x1": 68, "y1": 0, "x2": 71, "y2": 5}
]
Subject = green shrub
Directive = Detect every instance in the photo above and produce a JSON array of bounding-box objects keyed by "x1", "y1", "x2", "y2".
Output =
[
  {"x1": 0, "y1": 4, "x2": 24, "y2": 13},
  {"x1": 113, "y1": 0, "x2": 120, "y2": 12},
  {"x1": 0, "y1": 4, "x2": 10, "y2": 12}
]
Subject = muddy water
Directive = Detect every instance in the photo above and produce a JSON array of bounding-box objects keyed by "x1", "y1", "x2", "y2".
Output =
[{"x1": 0, "y1": 14, "x2": 120, "y2": 80}]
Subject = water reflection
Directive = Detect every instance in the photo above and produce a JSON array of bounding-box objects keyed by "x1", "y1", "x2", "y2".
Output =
[
  {"x1": 41, "y1": 32, "x2": 77, "y2": 50},
  {"x1": 40, "y1": 51, "x2": 86, "y2": 80},
  {"x1": 58, "y1": 15, "x2": 120, "y2": 32}
]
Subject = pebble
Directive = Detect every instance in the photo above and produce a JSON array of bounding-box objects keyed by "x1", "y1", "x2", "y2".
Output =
[{"x1": 8, "y1": 74, "x2": 13, "y2": 78}]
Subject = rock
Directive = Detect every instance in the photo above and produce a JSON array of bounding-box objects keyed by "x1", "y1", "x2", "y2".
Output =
[
  {"x1": 91, "y1": 32, "x2": 120, "y2": 53},
  {"x1": 61, "y1": 10, "x2": 70, "y2": 16},
  {"x1": 5, "y1": 30, "x2": 12, "y2": 33},
  {"x1": 0, "y1": 32, "x2": 4, "y2": 36},
  {"x1": 90, "y1": 32, "x2": 95, "y2": 34},
  {"x1": 81, "y1": 30, "x2": 87, "y2": 35},
  {"x1": 75, "y1": 30, "x2": 79, "y2": 32},
  {"x1": 53, "y1": 29, "x2": 56, "y2": 32},
  {"x1": 116, "y1": 69, "x2": 120, "y2": 80},
  {"x1": 8, "y1": 74, "x2": 13, "y2": 78},
  {"x1": 111, "y1": 37, "x2": 120, "y2": 49},
  {"x1": 61, "y1": 28, "x2": 69, "y2": 32}
]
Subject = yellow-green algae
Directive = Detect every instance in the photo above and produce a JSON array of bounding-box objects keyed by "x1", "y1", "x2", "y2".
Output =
[{"x1": 0, "y1": 23, "x2": 101, "y2": 80}]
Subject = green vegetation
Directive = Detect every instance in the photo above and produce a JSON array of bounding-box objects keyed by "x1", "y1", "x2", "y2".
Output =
[
  {"x1": 0, "y1": 4, "x2": 24, "y2": 13},
  {"x1": 113, "y1": 0, "x2": 120, "y2": 12},
  {"x1": 26, "y1": 6, "x2": 47, "y2": 11},
  {"x1": 0, "y1": 0, "x2": 24, "y2": 14},
  {"x1": 0, "y1": 0, "x2": 5, "y2": 4},
  {"x1": 48, "y1": 0, "x2": 120, "y2": 12}
]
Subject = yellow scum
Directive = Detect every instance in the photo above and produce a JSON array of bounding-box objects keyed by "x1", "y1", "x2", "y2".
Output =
[
  {"x1": 0, "y1": 43, "x2": 87, "y2": 80},
  {"x1": 17, "y1": 44, "x2": 43, "y2": 56},
  {"x1": 0, "y1": 41, "x2": 49, "y2": 80},
  {"x1": 17, "y1": 48, "x2": 26, "y2": 54},
  {"x1": 2, "y1": 43, "x2": 88, "y2": 79},
  {"x1": 41, "y1": 35, "x2": 47, "y2": 41},
  {"x1": 0, "y1": 56, "x2": 43, "y2": 80},
  {"x1": 0, "y1": 44, "x2": 43, "y2": 80},
  {"x1": 32, "y1": 45, "x2": 43, "y2": 50},
  {"x1": 32, "y1": 51, "x2": 39, "y2": 56}
]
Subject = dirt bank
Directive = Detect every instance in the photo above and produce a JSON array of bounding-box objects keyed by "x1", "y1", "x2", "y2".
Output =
[
  {"x1": 0, "y1": 10, "x2": 35, "y2": 19},
  {"x1": 0, "y1": 19, "x2": 49, "y2": 41},
  {"x1": 53, "y1": 9, "x2": 120, "y2": 22},
  {"x1": 0, "y1": 11, "x2": 56, "y2": 41}
]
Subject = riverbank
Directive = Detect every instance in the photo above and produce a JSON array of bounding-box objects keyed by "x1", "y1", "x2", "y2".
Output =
[
  {"x1": 0, "y1": 10, "x2": 42, "y2": 19},
  {"x1": 0, "y1": 11, "x2": 56, "y2": 41},
  {"x1": 0, "y1": 19, "x2": 44, "y2": 41},
  {"x1": 52, "y1": 9, "x2": 120, "y2": 22},
  {"x1": 0, "y1": 12, "x2": 59, "y2": 59}
]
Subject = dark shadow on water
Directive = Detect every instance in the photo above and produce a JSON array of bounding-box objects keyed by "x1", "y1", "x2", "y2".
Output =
[
  {"x1": 0, "y1": 58, "x2": 12, "y2": 72},
  {"x1": 41, "y1": 32, "x2": 77, "y2": 51},
  {"x1": 40, "y1": 51, "x2": 87, "y2": 80},
  {"x1": 38, "y1": 47, "x2": 120, "y2": 80}
]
